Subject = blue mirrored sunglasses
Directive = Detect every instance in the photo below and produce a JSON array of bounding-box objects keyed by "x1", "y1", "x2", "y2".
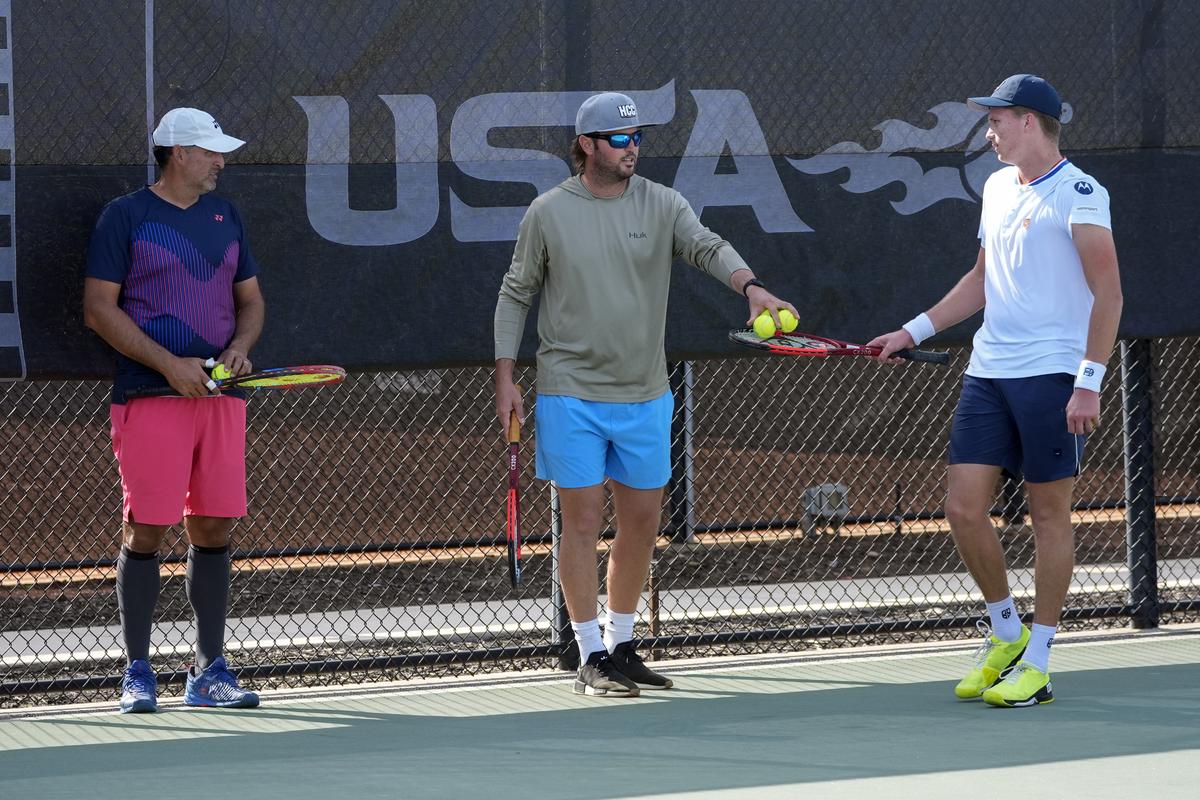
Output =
[{"x1": 587, "y1": 130, "x2": 644, "y2": 149}]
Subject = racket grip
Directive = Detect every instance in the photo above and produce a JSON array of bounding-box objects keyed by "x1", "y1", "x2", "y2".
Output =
[
  {"x1": 897, "y1": 348, "x2": 951, "y2": 365},
  {"x1": 507, "y1": 384, "x2": 522, "y2": 443}
]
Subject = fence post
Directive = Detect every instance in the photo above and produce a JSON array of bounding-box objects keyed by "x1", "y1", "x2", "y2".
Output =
[
  {"x1": 549, "y1": 482, "x2": 579, "y2": 670},
  {"x1": 667, "y1": 361, "x2": 697, "y2": 543},
  {"x1": 1121, "y1": 339, "x2": 1159, "y2": 629}
]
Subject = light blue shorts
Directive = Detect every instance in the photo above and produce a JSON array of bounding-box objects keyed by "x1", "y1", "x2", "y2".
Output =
[{"x1": 534, "y1": 392, "x2": 674, "y2": 489}]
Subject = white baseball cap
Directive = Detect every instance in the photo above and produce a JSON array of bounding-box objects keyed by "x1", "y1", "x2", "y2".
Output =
[{"x1": 152, "y1": 108, "x2": 246, "y2": 152}]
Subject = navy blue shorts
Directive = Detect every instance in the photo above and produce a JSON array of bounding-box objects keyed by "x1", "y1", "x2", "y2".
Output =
[{"x1": 949, "y1": 373, "x2": 1086, "y2": 483}]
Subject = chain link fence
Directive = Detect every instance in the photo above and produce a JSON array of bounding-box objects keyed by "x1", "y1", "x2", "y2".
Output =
[{"x1": 2, "y1": 338, "x2": 1197, "y2": 705}]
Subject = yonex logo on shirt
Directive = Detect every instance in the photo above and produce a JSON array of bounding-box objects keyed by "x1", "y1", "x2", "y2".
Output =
[{"x1": 1074, "y1": 181, "x2": 1094, "y2": 195}]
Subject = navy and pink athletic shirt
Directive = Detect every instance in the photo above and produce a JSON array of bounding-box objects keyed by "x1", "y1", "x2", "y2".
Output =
[{"x1": 85, "y1": 187, "x2": 259, "y2": 404}]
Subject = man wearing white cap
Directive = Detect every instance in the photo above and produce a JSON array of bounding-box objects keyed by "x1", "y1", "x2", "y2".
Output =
[
  {"x1": 494, "y1": 91, "x2": 797, "y2": 696},
  {"x1": 867, "y1": 75, "x2": 1122, "y2": 707},
  {"x1": 83, "y1": 108, "x2": 265, "y2": 712}
]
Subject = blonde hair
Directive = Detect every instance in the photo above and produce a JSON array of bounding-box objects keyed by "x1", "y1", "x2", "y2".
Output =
[{"x1": 1009, "y1": 106, "x2": 1061, "y2": 143}]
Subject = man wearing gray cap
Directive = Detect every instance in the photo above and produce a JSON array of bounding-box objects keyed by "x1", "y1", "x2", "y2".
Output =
[
  {"x1": 494, "y1": 91, "x2": 797, "y2": 696},
  {"x1": 867, "y1": 74, "x2": 1122, "y2": 708},
  {"x1": 83, "y1": 107, "x2": 265, "y2": 712}
]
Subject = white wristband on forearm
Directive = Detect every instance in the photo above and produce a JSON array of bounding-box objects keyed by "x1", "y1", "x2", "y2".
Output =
[
  {"x1": 901, "y1": 313, "x2": 936, "y2": 346},
  {"x1": 1075, "y1": 360, "x2": 1106, "y2": 392}
]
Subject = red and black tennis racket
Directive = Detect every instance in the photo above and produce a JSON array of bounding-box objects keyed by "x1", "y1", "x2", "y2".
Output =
[
  {"x1": 729, "y1": 329, "x2": 950, "y2": 364},
  {"x1": 126, "y1": 358, "x2": 347, "y2": 398},
  {"x1": 504, "y1": 392, "x2": 524, "y2": 588}
]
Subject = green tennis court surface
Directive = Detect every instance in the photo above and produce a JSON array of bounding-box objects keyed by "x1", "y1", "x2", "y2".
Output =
[{"x1": 3, "y1": 627, "x2": 1198, "y2": 799}]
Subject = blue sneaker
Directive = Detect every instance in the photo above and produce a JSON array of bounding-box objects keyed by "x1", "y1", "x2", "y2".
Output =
[
  {"x1": 120, "y1": 659, "x2": 158, "y2": 713},
  {"x1": 184, "y1": 656, "x2": 260, "y2": 708}
]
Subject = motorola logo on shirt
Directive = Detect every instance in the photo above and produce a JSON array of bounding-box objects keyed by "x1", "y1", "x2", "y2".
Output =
[{"x1": 1074, "y1": 181, "x2": 1094, "y2": 194}]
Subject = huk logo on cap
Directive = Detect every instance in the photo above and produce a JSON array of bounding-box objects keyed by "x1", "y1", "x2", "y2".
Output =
[{"x1": 617, "y1": 103, "x2": 637, "y2": 118}]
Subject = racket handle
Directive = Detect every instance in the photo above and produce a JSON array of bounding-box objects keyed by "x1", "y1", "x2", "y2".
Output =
[
  {"x1": 896, "y1": 348, "x2": 951, "y2": 365},
  {"x1": 507, "y1": 384, "x2": 522, "y2": 443}
]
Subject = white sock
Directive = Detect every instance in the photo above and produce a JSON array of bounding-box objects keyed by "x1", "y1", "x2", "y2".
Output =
[
  {"x1": 985, "y1": 596, "x2": 1022, "y2": 642},
  {"x1": 571, "y1": 618, "x2": 605, "y2": 663},
  {"x1": 1023, "y1": 623, "x2": 1057, "y2": 672},
  {"x1": 603, "y1": 609, "x2": 636, "y2": 652}
]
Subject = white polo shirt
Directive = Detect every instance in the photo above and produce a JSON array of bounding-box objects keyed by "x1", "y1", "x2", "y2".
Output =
[{"x1": 968, "y1": 158, "x2": 1112, "y2": 378}]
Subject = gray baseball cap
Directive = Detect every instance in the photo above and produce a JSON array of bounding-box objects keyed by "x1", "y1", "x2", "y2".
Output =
[{"x1": 575, "y1": 92, "x2": 652, "y2": 135}]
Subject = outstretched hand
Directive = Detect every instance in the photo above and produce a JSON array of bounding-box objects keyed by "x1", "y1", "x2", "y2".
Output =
[
  {"x1": 745, "y1": 285, "x2": 799, "y2": 330},
  {"x1": 864, "y1": 329, "x2": 915, "y2": 364}
]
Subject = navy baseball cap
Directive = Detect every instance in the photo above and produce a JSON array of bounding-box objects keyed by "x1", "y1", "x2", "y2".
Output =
[{"x1": 968, "y1": 74, "x2": 1063, "y2": 120}]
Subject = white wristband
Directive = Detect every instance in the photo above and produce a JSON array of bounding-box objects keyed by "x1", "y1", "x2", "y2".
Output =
[
  {"x1": 1075, "y1": 360, "x2": 1106, "y2": 392},
  {"x1": 901, "y1": 313, "x2": 936, "y2": 346}
]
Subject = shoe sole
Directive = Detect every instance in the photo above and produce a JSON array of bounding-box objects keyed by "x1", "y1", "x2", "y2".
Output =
[
  {"x1": 120, "y1": 699, "x2": 157, "y2": 714},
  {"x1": 984, "y1": 692, "x2": 1054, "y2": 708},
  {"x1": 184, "y1": 697, "x2": 260, "y2": 709},
  {"x1": 573, "y1": 680, "x2": 640, "y2": 697},
  {"x1": 630, "y1": 677, "x2": 673, "y2": 689},
  {"x1": 983, "y1": 681, "x2": 1054, "y2": 708}
]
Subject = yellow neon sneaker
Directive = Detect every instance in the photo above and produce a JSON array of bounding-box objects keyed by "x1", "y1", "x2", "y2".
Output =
[
  {"x1": 982, "y1": 661, "x2": 1053, "y2": 707},
  {"x1": 953, "y1": 621, "x2": 1031, "y2": 700}
]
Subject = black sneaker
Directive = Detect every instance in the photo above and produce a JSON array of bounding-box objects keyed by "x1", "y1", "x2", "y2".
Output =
[
  {"x1": 609, "y1": 641, "x2": 674, "y2": 689},
  {"x1": 573, "y1": 651, "x2": 640, "y2": 697}
]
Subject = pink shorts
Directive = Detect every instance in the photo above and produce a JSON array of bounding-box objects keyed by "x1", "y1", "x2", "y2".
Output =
[{"x1": 109, "y1": 396, "x2": 248, "y2": 525}]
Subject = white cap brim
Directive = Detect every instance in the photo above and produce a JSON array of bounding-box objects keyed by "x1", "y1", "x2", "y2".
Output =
[{"x1": 152, "y1": 131, "x2": 246, "y2": 152}]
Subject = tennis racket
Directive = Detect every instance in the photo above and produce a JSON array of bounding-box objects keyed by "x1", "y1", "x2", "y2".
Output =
[
  {"x1": 504, "y1": 388, "x2": 524, "y2": 587},
  {"x1": 125, "y1": 358, "x2": 347, "y2": 398},
  {"x1": 729, "y1": 329, "x2": 950, "y2": 364}
]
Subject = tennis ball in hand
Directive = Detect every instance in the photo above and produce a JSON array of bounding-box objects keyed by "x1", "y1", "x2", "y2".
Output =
[
  {"x1": 753, "y1": 311, "x2": 778, "y2": 339},
  {"x1": 211, "y1": 363, "x2": 232, "y2": 381},
  {"x1": 778, "y1": 309, "x2": 798, "y2": 333}
]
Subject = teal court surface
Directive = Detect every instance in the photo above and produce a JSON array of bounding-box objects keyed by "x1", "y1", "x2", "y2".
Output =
[{"x1": 2, "y1": 626, "x2": 1198, "y2": 799}]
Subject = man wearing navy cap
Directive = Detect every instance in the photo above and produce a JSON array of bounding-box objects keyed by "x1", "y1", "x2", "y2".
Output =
[
  {"x1": 867, "y1": 75, "x2": 1122, "y2": 707},
  {"x1": 494, "y1": 92, "x2": 797, "y2": 696}
]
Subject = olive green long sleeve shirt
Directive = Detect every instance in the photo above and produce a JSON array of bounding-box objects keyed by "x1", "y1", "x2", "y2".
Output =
[{"x1": 495, "y1": 174, "x2": 748, "y2": 402}]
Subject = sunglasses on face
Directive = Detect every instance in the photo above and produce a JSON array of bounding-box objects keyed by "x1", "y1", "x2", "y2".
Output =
[{"x1": 587, "y1": 130, "x2": 644, "y2": 149}]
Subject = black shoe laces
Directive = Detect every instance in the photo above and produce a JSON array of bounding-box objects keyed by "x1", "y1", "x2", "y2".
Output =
[
  {"x1": 618, "y1": 646, "x2": 645, "y2": 668},
  {"x1": 593, "y1": 654, "x2": 620, "y2": 678}
]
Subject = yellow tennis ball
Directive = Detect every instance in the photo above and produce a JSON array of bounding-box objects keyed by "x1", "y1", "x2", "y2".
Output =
[
  {"x1": 753, "y1": 311, "x2": 777, "y2": 339},
  {"x1": 211, "y1": 363, "x2": 232, "y2": 381},
  {"x1": 778, "y1": 309, "x2": 798, "y2": 333}
]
